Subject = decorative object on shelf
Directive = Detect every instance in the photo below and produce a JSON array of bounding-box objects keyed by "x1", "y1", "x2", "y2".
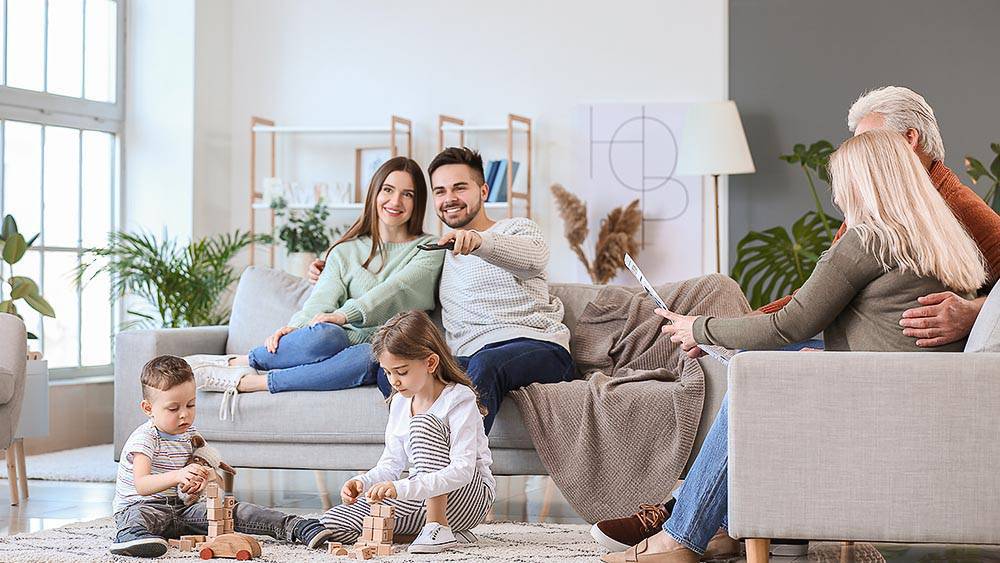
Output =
[
  {"x1": 75, "y1": 230, "x2": 261, "y2": 329},
  {"x1": 262, "y1": 196, "x2": 341, "y2": 278},
  {"x1": 261, "y1": 177, "x2": 284, "y2": 206},
  {"x1": 330, "y1": 181, "x2": 354, "y2": 204},
  {"x1": 355, "y1": 146, "x2": 392, "y2": 200},
  {"x1": 249, "y1": 115, "x2": 413, "y2": 267},
  {"x1": 551, "y1": 184, "x2": 641, "y2": 284},
  {"x1": 731, "y1": 140, "x2": 841, "y2": 309},
  {"x1": 0, "y1": 214, "x2": 56, "y2": 340},
  {"x1": 677, "y1": 101, "x2": 756, "y2": 274},
  {"x1": 965, "y1": 142, "x2": 1000, "y2": 213}
]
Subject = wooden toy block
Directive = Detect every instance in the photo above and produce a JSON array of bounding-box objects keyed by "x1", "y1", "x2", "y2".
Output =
[
  {"x1": 207, "y1": 507, "x2": 228, "y2": 520},
  {"x1": 168, "y1": 539, "x2": 182, "y2": 548},
  {"x1": 349, "y1": 546, "x2": 375, "y2": 560},
  {"x1": 369, "y1": 504, "x2": 394, "y2": 518},
  {"x1": 208, "y1": 522, "x2": 223, "y2": 537},
  {"x1": 205, "y1": 482, "x2": 219, "y2": 497},
  {"x1": 207, "y1": 496, "x2": 223, "y2": 509},
  {"x1": 224, "y1": 495, "x2": 236, "y2": 508},
  {"x1": 181, "y1": 535, "x2": 206, "y2": 543},
  {"x1": 328, "y1": 542, "x2": 349, "y2": 556},
  {"x1": 375, "y1": 544, "x2": 394, "y2": 556},
  {"x1": 360, "y1": 527, "x2": 375, "y2": 542},
  {"x1": 224, "y1": 522, "x2": 234, "y2": 534},
  {"x1": 179, "y1": 539, "x2": 194, "y2": 551},
  {"x1": 362, "y1": 516, "x2": 395, "y2": 531},
  {"x1": 225, "y1": 507, "x2": 234, "y2": 520}
]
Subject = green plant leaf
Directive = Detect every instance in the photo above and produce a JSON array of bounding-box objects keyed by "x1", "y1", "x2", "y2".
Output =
[
  {"x1": 991, "y1": 154, "x2": 1000, "y2": 180},
  {"x1": 8, "y1": 276, "x2": 39, "y2": 300},
  {"x1": 0, "y1": 300, "x2": 15, "y2": 314},
  {"x1": 991, "y1": 142, "x2": 1000, "y2": 155},
  {"x1": 1, "y1": 215, "x2": 17, "y2": 240},
  {"x1": 965, "y1": 157, "x2": 988, "y2": 182},
  {"x1": 26, "y1": 331, "x2": 38, "y2": 340},
  {"x1": 2, "y1": 233, "x2": 27, "y2": 264},
  {"x1": 24, "y1": 293, "x2": 55, "y2": 317},
  {"x1": 25, "y1": 232, "x2": 39, "y2": 248}
]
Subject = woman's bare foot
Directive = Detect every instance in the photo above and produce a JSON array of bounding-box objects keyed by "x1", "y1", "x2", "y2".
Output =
[
  {"x1": 236, "y1": 373, "x2": 269, "y2": 392},
  {"x1": 228, "y1": 355, "x2": 251, "y2": 367}
]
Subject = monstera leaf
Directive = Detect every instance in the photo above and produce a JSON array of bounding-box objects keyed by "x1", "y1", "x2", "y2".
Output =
[{"x1": 731, "y1": 210, "x2": 835, "y2": 309}]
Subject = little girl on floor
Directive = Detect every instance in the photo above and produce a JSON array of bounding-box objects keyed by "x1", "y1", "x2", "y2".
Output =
[{"x1": 320, "y1": 310, "x2": 495, "y2": 554}]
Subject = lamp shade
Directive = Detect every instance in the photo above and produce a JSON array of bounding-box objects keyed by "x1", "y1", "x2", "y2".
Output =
[{"x1": 676, "y1": 101, "x2": 755, "y2": 176}]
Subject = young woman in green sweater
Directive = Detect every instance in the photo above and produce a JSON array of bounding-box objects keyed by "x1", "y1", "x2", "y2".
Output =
[{"x1": 190, "y1": 157, "x2": 443, "y2": 399}]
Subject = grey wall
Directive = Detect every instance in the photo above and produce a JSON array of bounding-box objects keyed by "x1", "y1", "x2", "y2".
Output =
[{"x1": 729, "y1": 0, "x2": 1000, "y2": 268}]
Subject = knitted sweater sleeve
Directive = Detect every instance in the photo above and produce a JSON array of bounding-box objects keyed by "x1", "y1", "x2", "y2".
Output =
[
  {"x1": 335, "y1": 244, "x2": 444, "y2": 326},
  {"x1": 695, "y1": 230, "x2": 881, "y2": 349},
  {"x1": 472, "y1": 218, "x2": 549, "y2": 280},
  {"x1": 288, "y1": 253, "x2": 347, "y2": 328}
]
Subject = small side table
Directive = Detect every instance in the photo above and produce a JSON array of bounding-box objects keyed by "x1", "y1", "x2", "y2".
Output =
[{"x1": 8, "y1": 359, "x2": 50, "y2": 504}]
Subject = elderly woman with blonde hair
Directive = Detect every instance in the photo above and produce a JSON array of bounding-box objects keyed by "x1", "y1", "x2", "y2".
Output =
[{"x1": 601, "y1": 129, "x2": 987, "y2": 563}]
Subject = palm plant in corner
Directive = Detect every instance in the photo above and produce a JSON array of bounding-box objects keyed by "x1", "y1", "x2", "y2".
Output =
[
  {"x1": 0, "y1": 214, "x2": 56, "y2": 340},
  {"x1": 550, "y1": 184, "x2": 642, "y2": 284},
  {"x1": 75, "y1": 230, "x2": 261, "y2": 329}
]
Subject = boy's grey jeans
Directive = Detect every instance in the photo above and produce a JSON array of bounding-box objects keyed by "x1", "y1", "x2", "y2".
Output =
[{"x1": 114, "y1": 497, "x2": 303, "y2": 543}]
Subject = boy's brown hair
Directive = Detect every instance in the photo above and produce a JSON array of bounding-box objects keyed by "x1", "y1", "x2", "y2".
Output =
[
  {"x1": 372, "y1": 310, "x2": 488, "y2": 416},
  {"x1": 427, "y1": 147, "x2": 486, "y2": 186},
  {"x1": 141, "y1": 355, "x2": 195, "y2": 399}
]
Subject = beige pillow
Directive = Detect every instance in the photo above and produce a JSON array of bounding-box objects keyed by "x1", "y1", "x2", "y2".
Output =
[{"x1": 965, "y1": 282, "x2": 1000, "y2": 352}]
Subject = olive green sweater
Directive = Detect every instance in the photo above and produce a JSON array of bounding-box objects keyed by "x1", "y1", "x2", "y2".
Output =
[
  {"x1": 694, "y1": 229, "x2": 970, "y2": 352},
  {"x1": 288, "y1": 235, "x2": 443, "y2": 344}
]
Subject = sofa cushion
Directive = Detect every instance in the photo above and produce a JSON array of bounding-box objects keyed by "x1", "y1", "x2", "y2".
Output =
[
  {"x1": 195, "y1": 386, "x2": 535, "y2": 450},
  {"x1": 549, "y1": 283, "x2": 601, "y2": 336},
  {"x1": 226, "y1": 267, "x2": 313, "y2": 355},
  {"x1": 966, "y1": 282, "x2": 1000, "y2": 352}
]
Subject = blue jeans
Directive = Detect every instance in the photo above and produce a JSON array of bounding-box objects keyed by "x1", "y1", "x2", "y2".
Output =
[
  {"x1": 376, "y1": 338, "x2": 577, "y2": 433},
  {"x1": 663, "y1": 339, "x2": 823, "y2": 554},
  {"x1": 115, "y1": 497, "x2": 303, "y2": 543},
  {"x1": 248, "y1": 323, "x2": 375, "y2": 393}
]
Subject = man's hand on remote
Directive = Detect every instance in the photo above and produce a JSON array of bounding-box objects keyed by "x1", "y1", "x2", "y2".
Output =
[
  {"x1": 307, "y1": 259, "x2": 325, "y2": 284},
  {"x1": 439, "y1": 230, "x2": 482, "y2": 256}
]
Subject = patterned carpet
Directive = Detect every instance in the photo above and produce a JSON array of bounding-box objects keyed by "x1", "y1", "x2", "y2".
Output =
[{"x1": 0, "y1": 516, "x2": 605, "y2": 562}]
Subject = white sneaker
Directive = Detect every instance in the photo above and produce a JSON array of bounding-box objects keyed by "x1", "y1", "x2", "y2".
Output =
[
  {"x1": 454, "y1": 530, "x2": 478, "y2": 544},
  {"x1": 189, "y1": 364, "x2": 256, "y2": 421},
  {"x1": 183, "y1": 354, "x2": 236, "y2": 369},
  {"x1": 408, "y1": 523, "x2": 459, "y2": 554}
]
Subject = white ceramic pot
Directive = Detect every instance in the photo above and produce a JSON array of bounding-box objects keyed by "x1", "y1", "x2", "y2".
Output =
[{"x1": 284, "y1": 252, "x2": 316, "y2": 278}]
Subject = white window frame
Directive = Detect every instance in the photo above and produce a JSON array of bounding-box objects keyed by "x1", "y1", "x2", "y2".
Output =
[{"x1": 0, "y1": 0, "x2": 126, "y2": 379}]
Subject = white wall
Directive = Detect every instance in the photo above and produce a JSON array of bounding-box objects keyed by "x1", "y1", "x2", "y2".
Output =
[{"x1": 225, "y1": 0, "x2": 728, "y2": 282}]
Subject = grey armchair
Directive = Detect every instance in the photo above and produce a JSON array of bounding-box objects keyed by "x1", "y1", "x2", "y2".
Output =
[
  {"x1": 0, "y1": 313, "x2": 27, "y2": 505},
  {"x1": 728, "y1": 282, "x2": 1000, "y2": 561}
]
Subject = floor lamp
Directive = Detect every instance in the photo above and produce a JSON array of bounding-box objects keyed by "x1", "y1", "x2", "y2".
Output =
[{"x1": 676, "y1": 101, "x2": 755, "y2": 273}]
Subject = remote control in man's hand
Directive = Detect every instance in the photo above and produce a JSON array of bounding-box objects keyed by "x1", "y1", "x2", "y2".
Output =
[{"x1": 418, "y1": 241, "x2": 456, "y2": 251}]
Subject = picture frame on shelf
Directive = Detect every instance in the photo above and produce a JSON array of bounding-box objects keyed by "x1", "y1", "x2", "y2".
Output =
[{"x1": 355, "y1": 146, "x2": 392, "y2": 202}]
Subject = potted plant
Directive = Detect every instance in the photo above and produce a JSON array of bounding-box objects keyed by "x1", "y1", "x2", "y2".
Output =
[
  {"x1": 965, "y1": 142, "x2": 1000, "y2": 213},
  {"x1": 76, "y1": 230, "x2": 260, "y2": 329},
  {"x1": 0, "y1": 214, "x2": 56, "y2": 340},
  {"x1": 265, "y1": 196, "x2": 339, "y2": 278},
  {"x1": 731, "y1": 141, "x2": 841, "y2": 308}
]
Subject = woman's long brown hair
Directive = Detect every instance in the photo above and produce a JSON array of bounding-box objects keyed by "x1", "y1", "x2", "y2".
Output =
[
  {"x1": 372, "y1": 310, "x2": 488, "y2": 417},
  {"x1": 326, "y1": 156, "x2": 427, "y2": 272}
]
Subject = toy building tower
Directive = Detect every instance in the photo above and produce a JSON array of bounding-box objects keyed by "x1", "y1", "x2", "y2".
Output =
[
  {"x1": 205, "y1": 482, "x2": 236, "y2": 537},
  {"x1": 355, "y1": 503, "x2": 395, "y2": 556}
]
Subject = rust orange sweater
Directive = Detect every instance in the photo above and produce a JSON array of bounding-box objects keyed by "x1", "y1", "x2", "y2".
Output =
[{"x1": 758, "y1": 160, "x2": 1000, "y2": 314}]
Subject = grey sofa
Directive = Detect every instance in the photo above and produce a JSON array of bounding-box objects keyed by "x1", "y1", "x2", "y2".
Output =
[
  {"x1": 114, "y1": 267, "x2": 728, "y2": 475},
  {"x1": 728, "y1": 281, "x2": 1000, "y2": 560}
]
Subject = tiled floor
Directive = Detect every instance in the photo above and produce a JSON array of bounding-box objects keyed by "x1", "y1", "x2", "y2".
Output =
[{"x1": 3, "y1": 472, "x2": 999, "y2": 561}]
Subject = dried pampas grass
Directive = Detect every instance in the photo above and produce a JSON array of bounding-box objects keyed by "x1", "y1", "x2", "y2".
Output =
[{"x1": 550, "y1": 184, "x2": 642, "y2": 284}]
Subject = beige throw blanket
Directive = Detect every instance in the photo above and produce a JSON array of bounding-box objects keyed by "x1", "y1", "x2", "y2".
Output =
[{"x1": 510, "y1": 274, "x2": 751, "y2": 523}]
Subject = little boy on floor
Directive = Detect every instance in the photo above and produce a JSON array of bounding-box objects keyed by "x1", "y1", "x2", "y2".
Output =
[{"x1": 110, "y1": 355, "x2": 332, "y2": 557}]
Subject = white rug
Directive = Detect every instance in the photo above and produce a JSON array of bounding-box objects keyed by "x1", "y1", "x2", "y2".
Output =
[
  {"x1": 0, "y1": 516, "x2": 606, "y2": 562},
  {"x1": 0, "y1": 444, "x2": 116, "y2": 483}
]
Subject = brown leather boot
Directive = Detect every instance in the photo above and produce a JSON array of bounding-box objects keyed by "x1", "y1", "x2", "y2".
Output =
[{"x1": 591, "y1": 501, "x2": 674, "y2": 552}]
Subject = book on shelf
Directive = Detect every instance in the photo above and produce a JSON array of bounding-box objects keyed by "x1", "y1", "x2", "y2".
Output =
[
  {"x1": 488, "y1": 160, "x2": 519, "y2": 203},
  {"x1": 484, "y1": 160, "x2": 500, "y2": 191},
  {"x1": 489, "y1": 160, "x2": 507, "y2": 202}
]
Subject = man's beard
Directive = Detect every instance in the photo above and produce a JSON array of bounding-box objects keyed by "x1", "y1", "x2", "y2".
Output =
[{"x1": 438, "y1": 199, "x2": 482, "y2": 229}]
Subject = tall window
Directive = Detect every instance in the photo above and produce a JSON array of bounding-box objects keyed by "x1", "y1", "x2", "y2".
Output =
[{"x1": 0, "y1": 0, "x2": 124, "y2": 378}]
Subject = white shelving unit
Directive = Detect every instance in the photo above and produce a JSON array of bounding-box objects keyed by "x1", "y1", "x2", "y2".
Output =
[{"x1": 248, "y1": 115, "x2": 413, "y2": 266}]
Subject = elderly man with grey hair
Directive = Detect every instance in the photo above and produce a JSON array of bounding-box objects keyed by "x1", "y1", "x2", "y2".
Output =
[{"x1": 590, "y1": 86, "x2": 1000, "y2": 558}]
